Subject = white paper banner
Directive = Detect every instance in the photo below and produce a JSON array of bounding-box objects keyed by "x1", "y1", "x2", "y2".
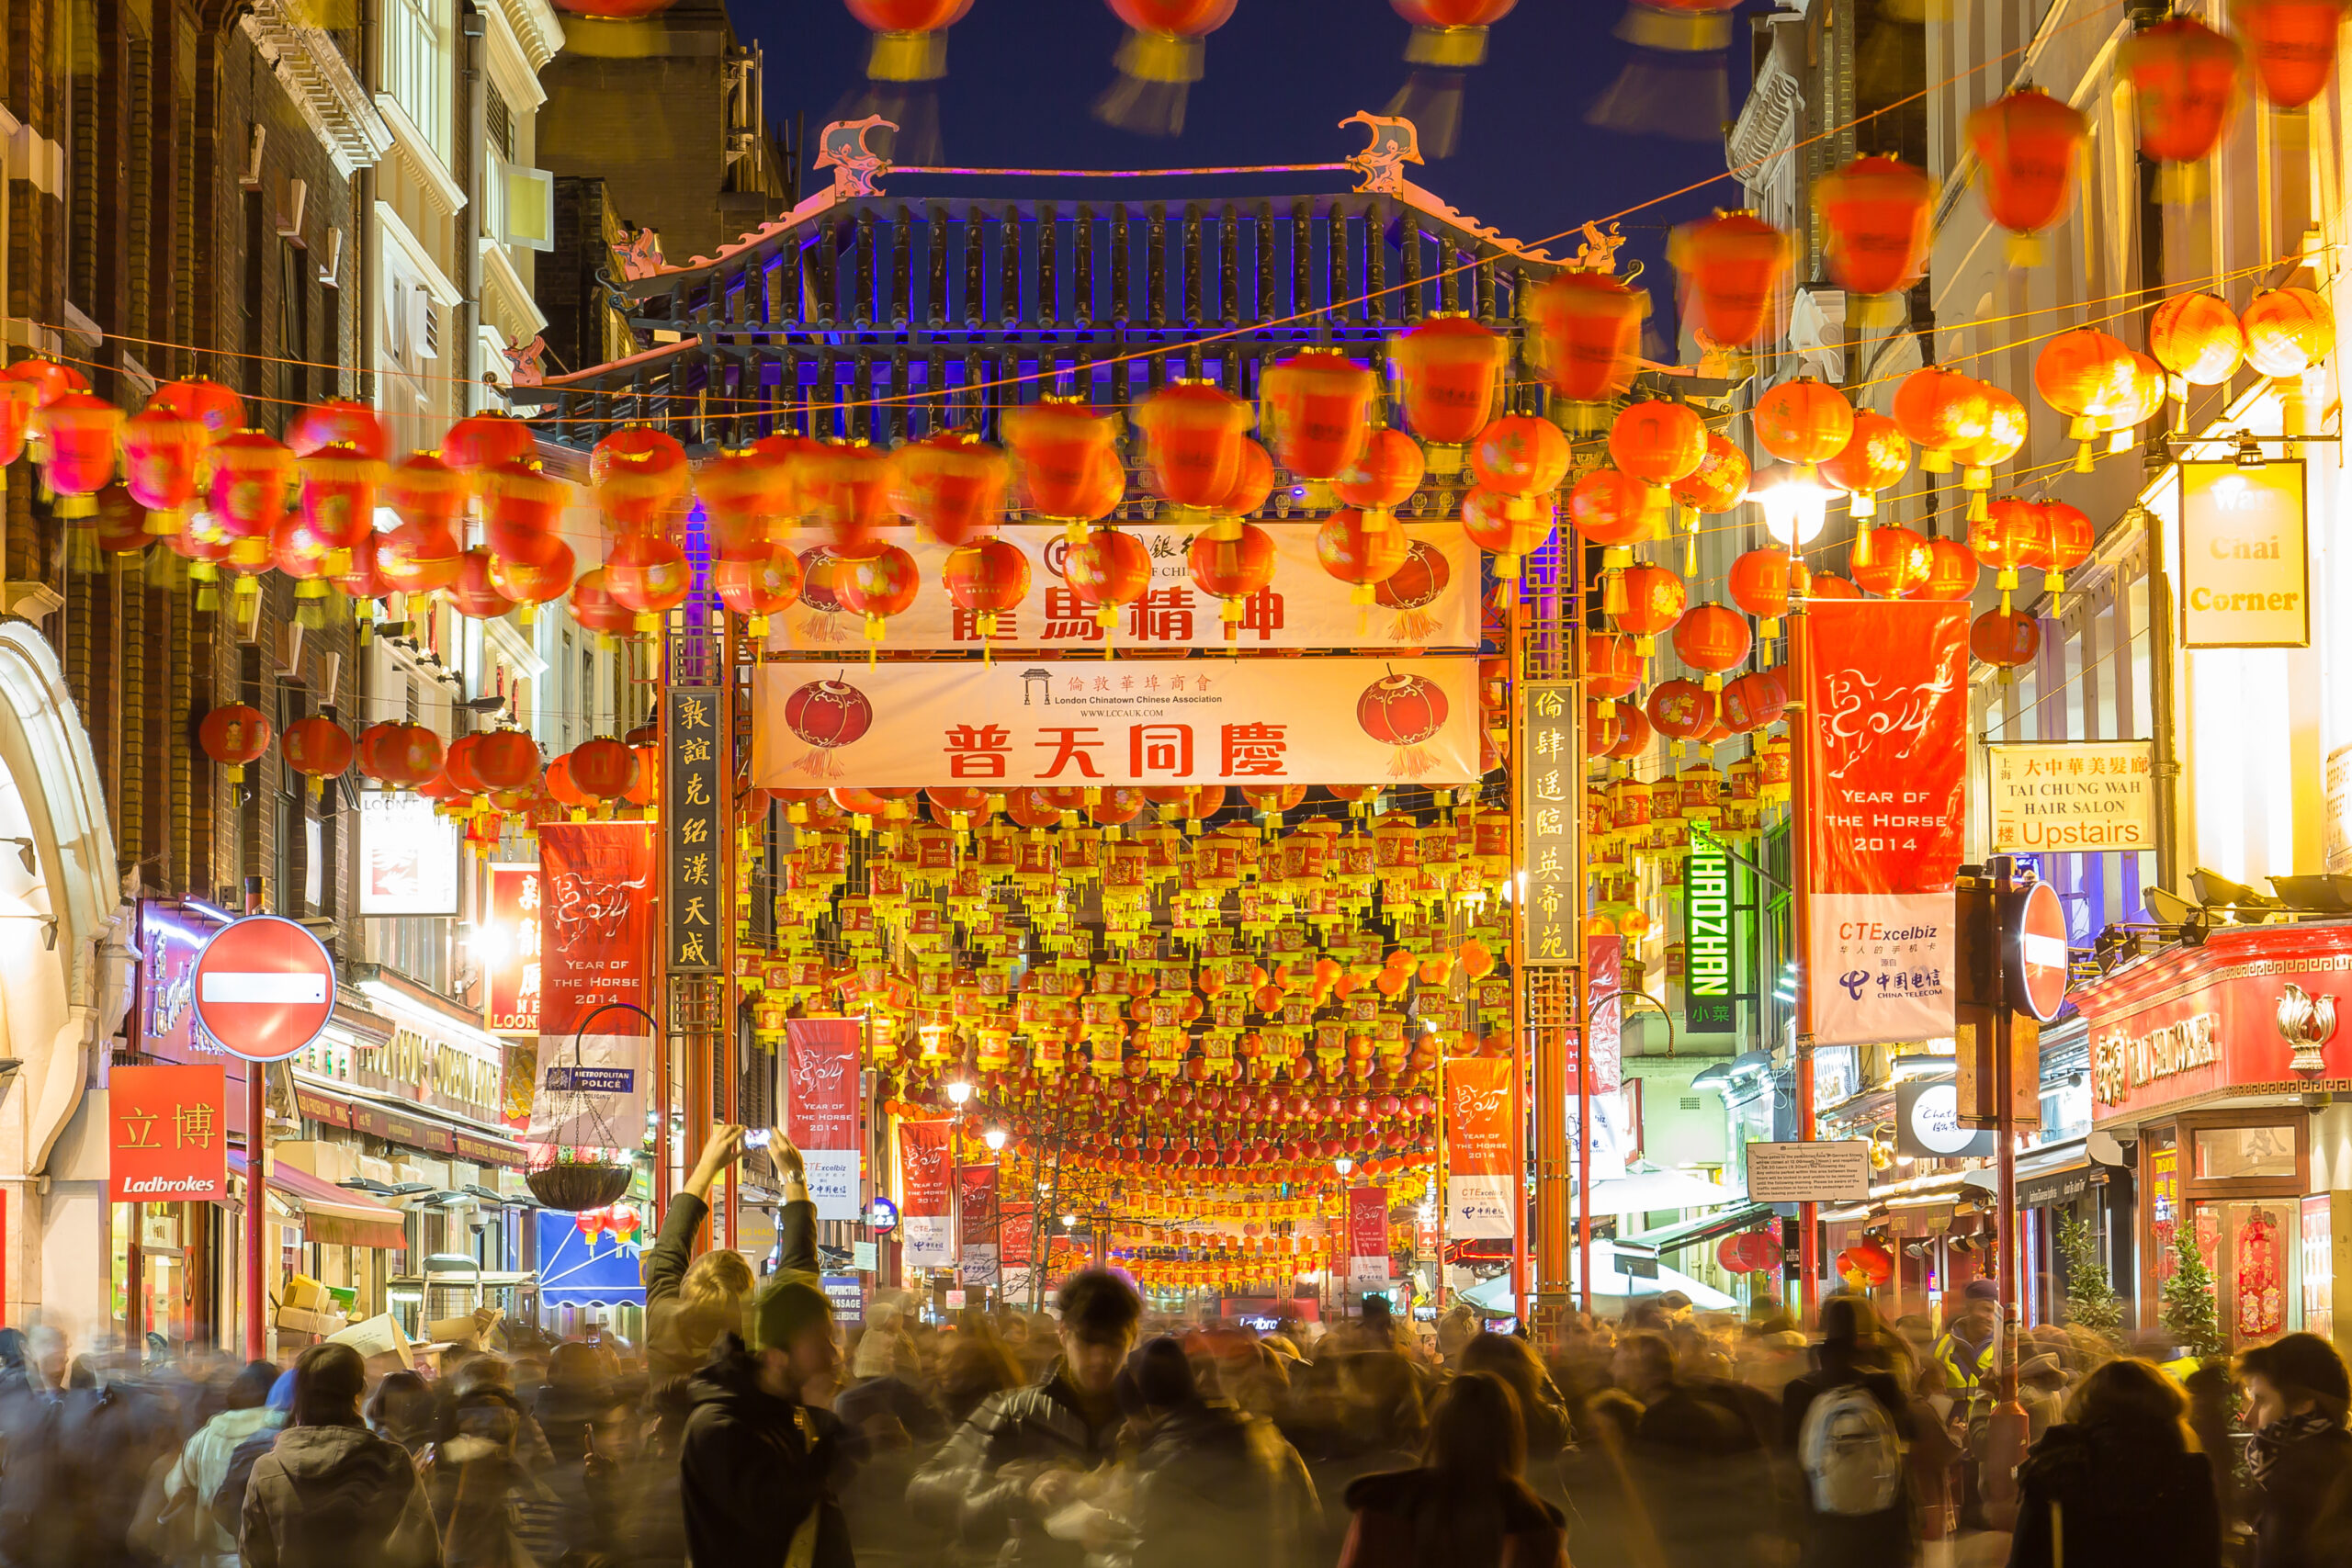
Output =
[
  {"x1": 803, "y1": 1147, "x2": 861, "y2": 1224},
  {"x1": 525, "y1": 1033, "x2": 649, "y2": 1148},
  {"x1": 959, "y1": 1245, "x2": 1001, "y2": 1286},
  {"x1": 1351, "y1": 1257, "x2": 1392, "y2": 1288},
  {"x1": 1447, "y1": 1172, "x2": 1514, "y2": 1240},
  {"x1": 900, "y1": 1214, "x2": 953, "y2": 1269},
  {"x1": 751, "y1": 655, "x2": 1481, "y2": 787},
  {"x1": 765, "y1": 521, "x2": 1480, "y2": 654},
  {"x1": 1806, "y1": 891, "x2": 1956, "y2": 1047}
]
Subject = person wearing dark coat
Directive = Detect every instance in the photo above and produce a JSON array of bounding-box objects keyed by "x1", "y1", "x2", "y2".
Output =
[
  {"x1": 677, "y1": 1282, "x2": 850, "y2": 1568},
  {"x1": 2005, "y1": 1356, "x2": 2221, "y2": 1568},
  {"x1": 1782, "y1": 1296, "x2": 1917, "y2": 1568},
  {"x1": 2236, "y1": 1333, "x2": 2352, "y2": 1568},
  {"x1": 1335, "y1": 1371, "x2": 1567, "y2": 1568},
  {"x1": 1115, "y1": 1337, "x2": 1320, "y2": 1568},
  {"x1": 907, "y1": 1271, "x2": 1143, "y2": 1568},
  {"x1": 238, "y1": 1344, "x2": 438, "y2": 1568}
]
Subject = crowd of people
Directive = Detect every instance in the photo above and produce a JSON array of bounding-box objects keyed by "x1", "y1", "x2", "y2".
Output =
[{"x1": 6, "y1": 1125, "x2": 2351, "y2": 1568}]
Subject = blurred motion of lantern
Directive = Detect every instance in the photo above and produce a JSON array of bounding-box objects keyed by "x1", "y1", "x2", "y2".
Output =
[
  {"x1": 2240, "y1": 287, "x2": 2336, "y2": 378},
  {"x1": 120, "y1": 405, "x2": 208, "y2": 537},
  {"x1": 1384, "y1": 0, "x2": 1521, "y2": 157},
  {"x1": 886, "y1": 429, "x2": 1007, "y2": 548},
  {"x1": 2120, "y1": 16, "x2": 2243, "y2": 200},
  {"x1": 1133, "y1": 379, "x2": 1249, "y2": 513},
  {"x1": 1002, "y1": 399, "x2": 1122, "y2": 525},
  {"x1": 1528, "y1": 269, "x2": 1645, "y2": 430},
  {"x1": 591, "y1": 424, "x2": 688, "y2": 535},
  {"x1": 1588, "y1": 0, "x2": 1743, "y2": 141},
  {"x1": 1815, "y1": 154, "x2": 1933, "y2": 323},
  {"x1": 1390, "y1": 314, "x2": 1507, "y2": 463},
  {"x1": 1261, "y1": 349, "x2": 1374, "y2": 494},
  {"x1": 1953, "y1": 383, "x2": 2028, "y2": 521},
  {"x1": 1971, "y1": 607, "x2": 2043, "y2": 672},
  {"x1": 32, "y1": 392, "x2": 122, "y2": 518},
  {"x1": 2149, "y1": 292, "x2": 2247, "y2": 397},
  {"x1": 1093, "y1": 0, "x2": 1238, "y2": 137},
  {"x1": 2233, "y1": 0, "x2": 2351, "y2": 107},
  {"x1": 1965, "y1": 86, "x2": 2089, "y2": 265},
  {"x1": 1818, "y1": 410, "x2": 1911, "y2": 519},
  {"x1": 847, "y1": 0, "x2": 969, "y2": 81},
  {"x1": 1891, "y1": 366, "x2": 1993, "y2": 475},
  {"x1": 1667, "y1": 210, "x2": 1792, "y2": 347}
]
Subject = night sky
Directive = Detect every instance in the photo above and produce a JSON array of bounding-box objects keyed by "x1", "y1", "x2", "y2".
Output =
[{"x1": 725, "y1": 0, "x2": 1767, "y2": 340}]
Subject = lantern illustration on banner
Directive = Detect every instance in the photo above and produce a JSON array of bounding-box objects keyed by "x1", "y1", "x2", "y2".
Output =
[
  {"x1": 1373, "y1": 538, "x2": 1450, "y2": 643},
  {"x1": 1357, "y1": 670, "x2": 1450, "y2": 779},
  {"x1": 783, "y1": 676, "x2": 876, "y2": 777}
]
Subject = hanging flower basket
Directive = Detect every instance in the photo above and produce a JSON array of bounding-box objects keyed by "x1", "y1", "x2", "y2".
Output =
[{"x1": 526, "y1": 1147, "x2": 635, "y2": 1213}]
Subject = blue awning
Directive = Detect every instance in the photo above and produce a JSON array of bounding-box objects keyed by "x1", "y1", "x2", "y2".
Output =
[{"x1": 534, "y1": 1209, "x2": 647, "y2": 1307}]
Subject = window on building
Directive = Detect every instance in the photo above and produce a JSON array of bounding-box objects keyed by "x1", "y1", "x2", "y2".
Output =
[
  {"x1": 383, "y1": 0, "x2": 453, "y2": 165},
  {"x1": 486, "y1": 82, "x2": 514, "y2": 162}
]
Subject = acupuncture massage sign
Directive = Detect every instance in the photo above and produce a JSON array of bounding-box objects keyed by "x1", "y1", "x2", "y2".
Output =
[{"x1": 1802, "y1": 599, "x2": 1970, "y2": 1046}]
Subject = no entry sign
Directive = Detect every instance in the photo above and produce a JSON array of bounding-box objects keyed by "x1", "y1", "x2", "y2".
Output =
[
  {"x1": 192, "y1": 916, "x2": 338, "y2": 1063},
  {"x1": 2010, "y1": 880, "x2": 2070, "y2": 1023}
]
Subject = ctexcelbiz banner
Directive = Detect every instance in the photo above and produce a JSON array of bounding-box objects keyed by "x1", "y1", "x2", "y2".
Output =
[
  {"x1": 1802, "y1": 599, "x2": 1969, "y2": 1045},
  {"x1": 1444, "y1": 1055, "x2": 1516, "y2": 1240},
  {"x1": 898, "y1": 1120, "x2": 954, "y2": 1267},
  {"x1": 527, "y1": 823, "x2": 655, "y2": 1147},
  {"x1": 785, "y1": 1018, "x2": 865, "y2": 1221}
]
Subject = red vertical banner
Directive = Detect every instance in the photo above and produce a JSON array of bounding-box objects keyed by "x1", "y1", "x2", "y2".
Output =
[
  {"x1": 482, "y1": 863, "x2": 544, "y2": 1035},
  {"x1": 109, "y1": 1065, "x2": 228, "y2": 1202},
  {"x1": 785, "y1": 1019, "x2": 864, "y2": 1221},
  {"x1": 1584, "y1": 932, "x2": 1623, "y2": 1095},
  {"x1": 897, "y1": 1120, "x2": 954, "y2": 1267},
  {"x1": 1803, "y1": 600, "x2": 1970, "y2": 1045},
  {"x1": 1348, "y1": 1185, "x2": 1391, "y2": 1288},
  {"x1": 956, "y1": 1164, "x2": 1001, "y2": 1286},
  {"x1": 529, "y1": 823, "x2": 656, "y2": 1148},
  {"x1": 1445, "y1": 1055, "x2": 1516, "y2": 1240}
]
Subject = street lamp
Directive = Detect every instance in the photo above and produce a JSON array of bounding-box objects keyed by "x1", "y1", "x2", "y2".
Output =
[
  {"x1": 945, "y1": 1078, "x2": 973, "y2": 1108},
  {"x1": 1334, "y1": 1156, "x2": 1355, "y2": 1176},
  {"x1": 983, "y1": 1126, "x2": 1008, "y2": 1153},
  {"x1": 1752, "y1": 464, "x2": 1830, "y2": 547}
]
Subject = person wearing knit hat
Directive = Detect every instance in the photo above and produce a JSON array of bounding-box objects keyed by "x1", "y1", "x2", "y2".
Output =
[{"x1": 2237, "y1": 1331, "x2": 2352, "y2": 1568}]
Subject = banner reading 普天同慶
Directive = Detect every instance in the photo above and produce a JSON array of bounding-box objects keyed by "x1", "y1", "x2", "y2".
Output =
[{"x1": 1802, "y1": 599, "x2": 1969, "y2": 1046}]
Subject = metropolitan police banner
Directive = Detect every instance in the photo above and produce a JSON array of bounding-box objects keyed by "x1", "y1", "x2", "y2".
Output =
[
  {"x1": 527, "y1": 823, "x2": 656, "y2": 1147},
  {"x1": 750, "y1": 656, "x2": 1480, "y2": 787},
  {"x1": 1802, "y1": 600, "x2": 1969, "y2": 1046},
  {"x1": 763, "y1": 522, "x2": 1482, "y2": 654}
]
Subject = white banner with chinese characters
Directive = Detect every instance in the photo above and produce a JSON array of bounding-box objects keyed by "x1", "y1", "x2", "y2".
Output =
[
  {"x1": 748, "y1": 656, "x2": 1480, "y2": 787},
  {"x1": 763, "y1": 522, "x2": 1481, "y2": 654},
  {"x1": 1987, "y1": 740, "x2": 2156, "y2": 855}
]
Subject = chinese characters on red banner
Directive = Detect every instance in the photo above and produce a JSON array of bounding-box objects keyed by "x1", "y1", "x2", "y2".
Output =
[
  {"x1": 1802, "y1": 600, "x2": 1969, "y2": 1046},
  {"x1": 484, "y1": 863, "x2": 542, "y2": 1035},
  {"x1": 785, "y1": 1019, "x2": 864, "y2": 1221},
  {"x1": 956, "y1": 1164, "x2": 1000, "y2": 1286},
  {"x1": 898, "y1": 1121, "x2": 953, "y2": 1267},
  {"x1": 1445, "y1": 1055, "x2": 1516, "y2": 1241},
  {"x1": 664, "y1": 686, "x2": 724, "y2": 975},
  {"x1": 110, "y1": 1064, "x2": 227, "y2": 1202},
  {"x1": 527, "y1": 823, "x2": 655, "y2": 1147},
  {"x1": 1348, "y1": 1186, "x2": 1391, "y2": 1288}
]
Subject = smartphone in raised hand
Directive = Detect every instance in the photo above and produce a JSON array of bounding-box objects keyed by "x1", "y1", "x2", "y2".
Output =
[{"x1": 744, "y1": 1128, "x2": 773, "y2": 1148}]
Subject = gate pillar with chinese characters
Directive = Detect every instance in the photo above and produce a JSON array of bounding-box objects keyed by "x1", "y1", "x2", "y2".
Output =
[
  {"x1": 1518, "y1": 557, "x2": 1585, "y2": 1340},
  {"x1": 664, "y1": 578, "x2": 739, "y2": 1250}
]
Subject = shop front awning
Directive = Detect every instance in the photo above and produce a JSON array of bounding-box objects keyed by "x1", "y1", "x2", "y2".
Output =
[
  {"x1": 1623, "y1": 1201, "x2": 1778, "y2": 1257},
  {"x1": 231, "y1": 1153, "x2": 411, "y2": 1250}
]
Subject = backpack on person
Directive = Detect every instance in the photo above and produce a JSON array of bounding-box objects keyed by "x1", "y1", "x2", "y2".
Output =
[
  {"x1": 1798, "y1": 1384, "x2": 1903, "y2": 1516},
  {"x1": 209, "y1": 1426, "x2": 278, "y2": 1541}
]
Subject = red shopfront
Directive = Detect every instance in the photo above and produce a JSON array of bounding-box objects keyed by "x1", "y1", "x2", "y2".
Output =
[{"x1": 2076, "y1": 920, "x2": 2352, "y2": 1349}]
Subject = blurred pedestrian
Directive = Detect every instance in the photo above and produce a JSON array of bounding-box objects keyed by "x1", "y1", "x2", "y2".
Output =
[
  {"x1": 238, "y1": 1343, "x2": 438, "y2": 1568},
  {"x1": 2005, "y1": 1357, "x2": 2220, "y2": 1568},
  {"x1": 1934, "y1": 1281, "x2": 2000, "y2": 1390},
  {"x1": 642, "y1": 1124, "x2": 756, "y2": 1385},
  {"x1": 2236, "y1": 1333, "x2": 2352, "y2": 1568},
  {"x1": 1333, "y1": 1371, "x2": 1567, "y2": 1568},
  {"x1": 1782, "y1": 1296, "x2": 1914, "y2": 1568},
  {"x1": 1115, "y1": 1337, "x2": 1319, "y2": 1568},
  {"x1": 153, "y1": 1360, "x2": 279, "y2": 1568}
]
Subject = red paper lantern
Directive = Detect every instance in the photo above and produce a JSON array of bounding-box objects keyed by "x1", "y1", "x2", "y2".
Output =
[
  {"x1": 447, "y1": 547, "x2": 519, "y2": 620},
  {"x1": 1667, "y1": 209, "x2": 1792, "y2": 347},
  {"x1": 205, "y1": 431, "x2": 297, "y2": 562},
  {"x1": 199, "y1": 704, "x2": 273, "y2": 781},
  {"x1": 1586, "y1": 630, "x2": 1643, "y2": 699},
  {"x1": 357, "y1": 722, "x2": 444, "y2": 787},
  {"x1": 1262, "y1": 349, "x2": 1374, "y2": 482},
  {"x1": 32, "y1": 392, "x2": 122, "y2": 517},
  {"x1": 943, "y1": 536, "x2": 1031, "y2": 640},
  {"x1": 1392, "y1": 0, "x2": 1518, "y2": 63},
  {"x1": 1892, "y1": 367, "x2": 1993, "y2": 475},
  {"x1": 1809, "y1": 574, "x2": 1861, "y2": 601},
  {"x1": 1003, "y1": 400, "x2": 1122, "y2": 520},
  {"x1": 2241, "y1": 287, "x2": 2335, "y2": 378},
  {"x1": 1965, "y1": 87, "x2": 2089, "y2": 263},
  {"x1": 1905, "y1": 538, "x2": 1982, "y2": 603},
  {"x1": 379, "y1": 520, "x2": 463, "y2": 595},
  {"x1": 1851, "y1": 525, "x2": 1934, "y2": 599},
  {"x1": 1460, "y1": 489, "x2": 1555, "y2": 582},
  {"x1": 386, "y1": 453, "x2": 470, "y2": 534},
  {"x1": 700, "y1": 447, "x2": 797, "y2": 560},
  {"x1": 837, "y1": 543, "x2": 922, "y2": 638},
  {"x1": 288, "y1": 400, "x2": 390, "y2": 460},
  {"x1": 1134, "y1": 380, "x2": 1250, "y2": 509},
  {"x1": 569, "y1": 568, "x2": 639, "y2": 639},
  {"x1": 1815, "y1": 153, "x2": 1933, "y2": 301},
  {"x1": 1187, "y1": 523, "x2": 1276, "y2": 631},
  {"x1": 2149, "y1": 292, "x2": 2247, "y2": 389},
  {"x1": 605, "y1": 534, "x2": 693, "y2": 622},
  {"x1": 1527, "y1": 270, "x2": 1644, "y2": 408},
  {"x1": 845, "y1": 0, "x2": 968, "y2": 80},
  {"x1": 281, "y1": 716, "x2": 354, "y2": 792},
  {"x1": 1720, "y1": 668, "x2": 1788, "y2": 733},
  {"x1": 1568, "y1": 468, "x2": 1651, "y2": 550},
  {"x1": 1671, "y1": 603, "x2": 1751, "y2": 687},
  {"x1": 490, "y1": 540, "x2": 577, "y2": 615},
  {"x1": 1956, "y1": 384, "x2": 2029, "y2": 511},
  {"x1": 1614, "y1": 562, "x2": 1687, "y2": 650},
  {"x1": 1334, "y1": 427, "x2": 1427, "y2": 515},
  {"x1": 148, "y1": 377, "x2": 244, "y2": 438},
  {"x1": 570, "y1": 738, "x2": 641, "y2": 803},
  {"x1": 2040, "y1": 500, "x2": 2094, "y2": 595},
  {"x1": 298, "y1": 450, "x2": 386, "y2": 556},
  {"x1": 0, "y1": 379, "x2": 34, "y2": 485},
  {"x1": 801, "y1": 442, "x2": 900, "y2": 556},
  {"x1": 1670, "y1": 434, "x2": 1751, "y2": 516},
  {"x1": 120, "y1": 406, "x2": 209, "y2": 536},
  {"x1": 1317, "y1": 510, "x2": 1410, "y2": 604},
  {"x1": 2120, "y1": 16, "x2": 2242, "y2": 166},
  {"x1": 1608, "y1": 400, "x2": 1707, "y2": 489},
  {"x1": 1726, "y1": 549, "x2": 1792, "y2": 629},
  {"x1": 1391, "y1": 314, "x2": 1507, "y2": 446},
  {"x1": 1817, "y1": 410, "x2": 1912, "y2": 521},
  {"x1": 1971, "y1": 608, "x2": 2042, "y2": 669},
  {"x1": 469, "y1": 729, "x2": 542, "y2": 794},
  {"x1": 444, "y1": 410, "x2": 538, "y2": 476},
  {"x1": 2035, "y1": 328, "x2": 2140, "y2": 467},
  {"x1": 1469, "y1": 413, "x2": 1571, "y2": 502},
  {"x1": 1645, "y1": 678, "x2": 1716, "y2": 750},
  {"x1": 2234, "y1": 0, "x2": 2350, "y2": 107},
  {"x1": 1751, "y1": 377, "x2": 1855, "y2": 478},
  {"x1": 714, "y1": 551, "x2": 805, "y2": 634}
]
